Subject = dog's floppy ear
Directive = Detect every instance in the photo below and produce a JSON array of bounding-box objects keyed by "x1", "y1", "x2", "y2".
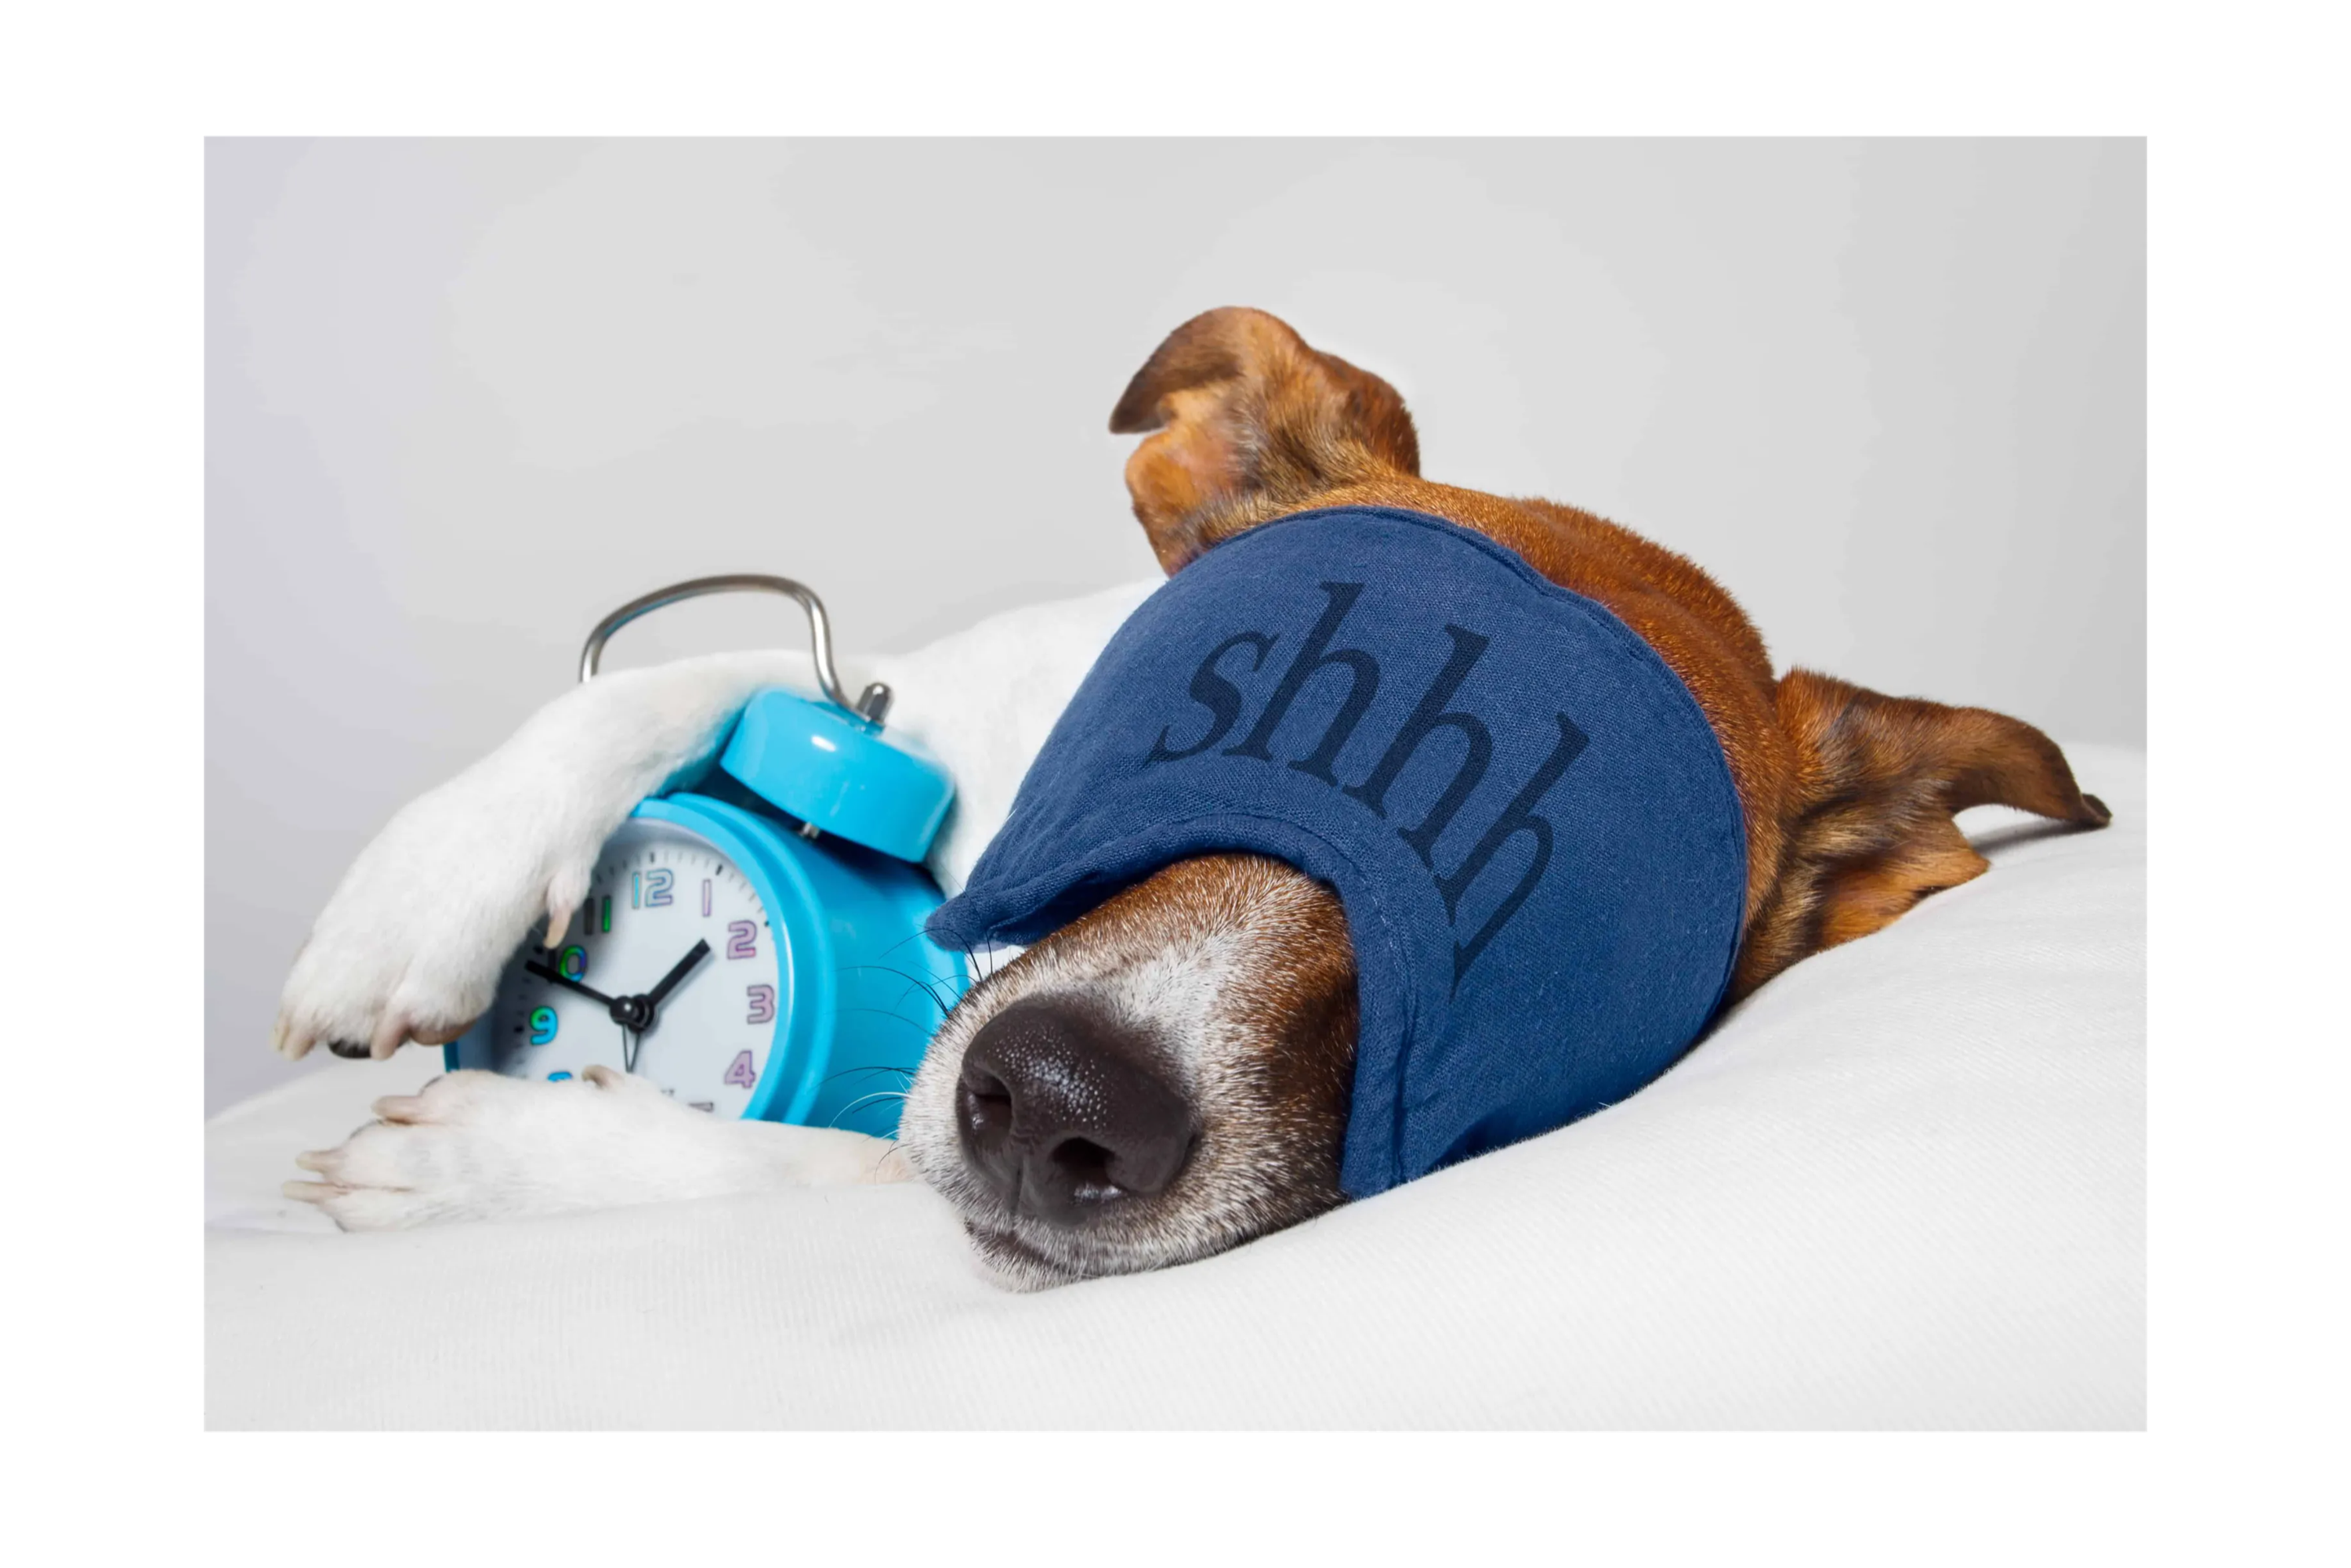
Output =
[
  {"x1": 1109, "y1": 307, "x2": 1421, "y2": 571},
  {"x1": 1739, "y1": 670, "x2": 2113, "y2": 993}
]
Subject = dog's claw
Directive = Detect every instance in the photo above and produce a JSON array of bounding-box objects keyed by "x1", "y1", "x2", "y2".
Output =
[
  {"x1": 273, "y1": 1016, "x2": 317, "y2": 1061},
  {"x1": 545, "y1": 867, "x2": 589, "y2": 949},
  {"x1": 368, "y1": 1012, "x2": 410, "y2": 1061}
]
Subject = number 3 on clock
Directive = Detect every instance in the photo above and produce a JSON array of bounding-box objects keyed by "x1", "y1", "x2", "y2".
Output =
[{"x1": 745, "y1": 984, "x2": 776, "y2": 1024}]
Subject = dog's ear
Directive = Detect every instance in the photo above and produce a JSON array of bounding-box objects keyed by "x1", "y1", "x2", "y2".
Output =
[
  {"x1": 1740, "y1": 671, "x2": 2112, "y2": 993},
  {"x1": 1109, "y1": 307, "x2": 1421, "y2": 570}
]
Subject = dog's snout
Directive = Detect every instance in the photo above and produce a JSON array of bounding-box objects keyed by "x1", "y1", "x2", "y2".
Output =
[{"x1": 956, "y1": 997, "x2": 1195, "y2": 1225}]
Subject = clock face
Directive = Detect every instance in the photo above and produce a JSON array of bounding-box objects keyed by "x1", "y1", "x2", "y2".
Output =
[{"x1": 480, "y1": 817, "x2": 785, "y2": 1117}]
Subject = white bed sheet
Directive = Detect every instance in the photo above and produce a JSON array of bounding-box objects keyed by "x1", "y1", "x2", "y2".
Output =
[{"x1": 206, "y1": 585, "x2": 2143, "y2": 1429}]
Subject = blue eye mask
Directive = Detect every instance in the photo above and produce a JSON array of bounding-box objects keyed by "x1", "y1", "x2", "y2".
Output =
[{"x1": 927, "y1": 506, "x2": 1747, "y2": 1198}]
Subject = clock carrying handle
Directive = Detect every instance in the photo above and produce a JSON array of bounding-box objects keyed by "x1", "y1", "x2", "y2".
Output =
[{"x1": 578, "y1": 574, "x2": 893, "y2": 725}]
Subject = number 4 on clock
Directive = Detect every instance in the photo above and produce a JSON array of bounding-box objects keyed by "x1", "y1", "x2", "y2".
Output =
[{"x1": 724, "y1": 1051, "x2": 758, "y2": 1090}]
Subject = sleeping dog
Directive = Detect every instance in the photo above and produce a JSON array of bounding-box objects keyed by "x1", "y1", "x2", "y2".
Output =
[{"x1": 276, "y1": 307, "x2": 2109, "y2": 1287}]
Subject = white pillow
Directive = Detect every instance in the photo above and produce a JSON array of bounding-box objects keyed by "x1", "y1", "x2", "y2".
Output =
[{"x1": 207, "y1": 585, "x2": 2143, "y2": 1429}]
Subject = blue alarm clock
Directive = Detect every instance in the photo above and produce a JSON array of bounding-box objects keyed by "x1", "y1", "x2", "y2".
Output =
[{"x1": 447, "y1": 576, "x2": 965, "y2": 1136}]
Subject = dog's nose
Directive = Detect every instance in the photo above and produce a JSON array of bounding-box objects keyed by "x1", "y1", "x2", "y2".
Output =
[{"x1": 956, "y1": 997, "x2": 1195, "y2": 1225}]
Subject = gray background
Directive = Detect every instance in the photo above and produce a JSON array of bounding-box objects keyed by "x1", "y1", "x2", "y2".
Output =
[{"x1": 207, "y1": 139, "x2": 2144, "y2": 1114}]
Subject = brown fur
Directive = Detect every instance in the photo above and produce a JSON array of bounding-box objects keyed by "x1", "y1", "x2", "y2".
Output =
[{"x1": 1106, "y1": 306, "x2": 2109, "y2": 1001}]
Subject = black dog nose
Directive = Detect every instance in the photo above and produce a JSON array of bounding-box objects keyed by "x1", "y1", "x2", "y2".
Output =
[{"x1": 956, "y1": 997, "x2": 1195, "y2": 1225}]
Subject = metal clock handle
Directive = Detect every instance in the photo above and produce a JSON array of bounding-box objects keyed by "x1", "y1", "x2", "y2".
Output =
[{"x1": 578, "y1": 574, "x2": 894, "y2": 725}]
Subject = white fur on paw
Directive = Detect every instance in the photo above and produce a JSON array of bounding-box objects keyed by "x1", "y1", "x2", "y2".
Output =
[
  {"x1": 284, "y1": 1067, "x2": 909, "y2": 1229},
  {"x1": 282, "y1": 1068, "x2": 690, "y2": 1230}
]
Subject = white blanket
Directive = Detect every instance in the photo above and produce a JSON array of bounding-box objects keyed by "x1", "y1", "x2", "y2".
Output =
[{"x1": 206, "y1": 585, "x2": 2144, "y2": 1428}]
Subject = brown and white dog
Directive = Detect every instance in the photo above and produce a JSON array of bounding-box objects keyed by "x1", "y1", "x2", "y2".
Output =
[{"x1": 276, "y1": 307, "x2": 2109, "y2": 1288}]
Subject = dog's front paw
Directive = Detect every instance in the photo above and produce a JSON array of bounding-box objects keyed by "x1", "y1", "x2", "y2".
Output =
[
  {"x1": 283, "y1": 1067, "x2": 682, "y2": 1229},
  {"x1": 270, "y1": 753, "x2": 613, "y2": 1063}
]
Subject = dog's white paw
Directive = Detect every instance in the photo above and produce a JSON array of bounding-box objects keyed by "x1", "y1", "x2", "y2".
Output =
[
  {"x1": 270, "y1": 654, "x2": 808, "y2": 1063},
  {"x1": 270, "y1": 762, "x2": 586, "y2": 1062},
  {"x1": 284, "y1": 1066, "x2": 904, "y2": 1229},
  {"x1": 285, "y1": 1067, "x2": 692, "y2": 1229}
]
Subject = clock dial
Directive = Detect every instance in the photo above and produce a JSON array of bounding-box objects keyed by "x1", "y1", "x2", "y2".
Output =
[{"x1": 480, "y1": 818, "x2": 784, "y2": 1117}]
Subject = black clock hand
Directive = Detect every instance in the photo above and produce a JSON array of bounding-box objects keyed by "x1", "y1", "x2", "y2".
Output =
[
  {"x1": 524, "y1": 960, "x2": 618, "y2": 1007},
  {"x1": 642, "y1": 939, "x2": 712, "y2": 1011},
  {"x1": 526, "y1": 958, "x2": 643, "y2": 1074},
  {"x1": 527, "y1": 941, "x2": 709, "y2": 1077},
  {"x1": 628, "y1": 940, "x2": 713, "y2": 1070}
]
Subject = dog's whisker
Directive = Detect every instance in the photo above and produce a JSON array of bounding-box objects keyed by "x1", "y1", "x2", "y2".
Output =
[
  {"x1": 835, "y1": 964, "x2": 962, "y2": 1015},
  {"x1": 941, "y1": 934, "x2": 1002, "y2": 985},
  {"x1": 893, "y1": 980, "x2": 944, "y2": 1017},
  {"x1": 829, "y1": 1090, "x2": 909, "y2": 1128},
  {"x1": 875, "y1": 928, "x2": 936, "y2": 961},
  {"x1": 835, "y1": 1005, "x2": 940, "y2": 1034},
  {"x1": 878, "y1": 927, "x2": 982, "y2": 989},
  {"x1": 822, "y1": 1063, "x2": 920, "y2": 1087}
]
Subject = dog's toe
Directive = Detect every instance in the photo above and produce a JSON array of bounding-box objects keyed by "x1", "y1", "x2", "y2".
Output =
[
  {"x1": 579, "y1": 1063, "x2": 659, "y2": 1095},
  {"x1": 281, "y1": 1072, "x2": 551, "y2": 1230},
  {"x1": 369, "y1": 1095, "x2": 426, "y2": 1124},
  {"x1": 287, "y1": 1126, "x2": 451, "y2": 1229}
]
